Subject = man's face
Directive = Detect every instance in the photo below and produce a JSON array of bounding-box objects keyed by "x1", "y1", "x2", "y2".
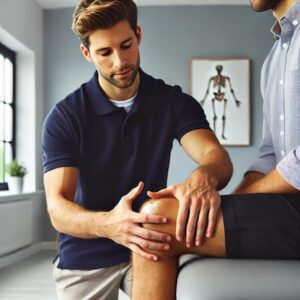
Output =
[
  {"x1": 250, "y1": 0, "x2": 283, "y2": 12},
  {"x1": 81, "y1": 21, "x2": 141, "y2": 91}
]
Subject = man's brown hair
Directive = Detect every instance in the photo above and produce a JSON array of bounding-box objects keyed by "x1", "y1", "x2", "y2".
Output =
[{"x1": 72, "y1": 0, "x2": 138, "y2": 48}]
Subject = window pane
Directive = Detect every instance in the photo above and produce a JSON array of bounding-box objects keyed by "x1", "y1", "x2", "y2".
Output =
[
  {"x1": 0, "y1": 44, "x2": 15, "y2": 185},
  {"x1": 5, "y1": 142, "x2": 12, "y2": 164},
  {"x1": 0, "y1": 102, "x2": 4, "y2": 141},
  {"x1": 4, "y1": 104, "x2": 13, "y2": 142},
  {"x1": 4, "y1": 58, "x2": 13, "y2": 104},
  {"x1": 0, "y1": 142, "x2": 13, "y2": 182},
  {"x1": 0, "y1": 143, "x2": 4, "y2": 182},
  {"x1": 0, "y1": 54, "x2": 4, "y2": 102}
]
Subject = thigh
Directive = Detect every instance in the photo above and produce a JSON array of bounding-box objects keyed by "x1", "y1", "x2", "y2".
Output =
[
  {"x1": 221, "y1": 193, "x2": 300, "y2": 259},
  {"x1": 53, "y1": 260, "x2": 131, "y2": 300}
]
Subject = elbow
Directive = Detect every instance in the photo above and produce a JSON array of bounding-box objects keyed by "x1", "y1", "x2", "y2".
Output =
[{"x1": 218, "y1": 150, "x2": 233, "y2": 190}]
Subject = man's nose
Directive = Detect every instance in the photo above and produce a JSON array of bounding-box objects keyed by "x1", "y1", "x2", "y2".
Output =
[{"x1": 113, "y1": 51, "x2": 126, "y2": 68}]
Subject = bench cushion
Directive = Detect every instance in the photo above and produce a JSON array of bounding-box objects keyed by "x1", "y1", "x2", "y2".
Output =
[{"x1": 177, "y1": 255, "x2": 300, "y2": 300}]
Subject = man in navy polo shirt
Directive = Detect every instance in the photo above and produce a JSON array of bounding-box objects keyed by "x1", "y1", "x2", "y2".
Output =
[
  {"x1": 131, "y1": 1, "x2": 300, "y2": 299},
  {"x1": 42, "y1": 0, "x2": 232, "y2": 298}
]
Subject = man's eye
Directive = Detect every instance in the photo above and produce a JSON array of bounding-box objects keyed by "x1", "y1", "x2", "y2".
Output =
[
  {"x1": 98, "y1": 50, "x2": 111, "y2": 56},
  {"x1": 122, "y1": 43, "x2": 132, "y2": 49},
  {"x1": 97, "y1": 50, "x2": 111, "y2": 56}
]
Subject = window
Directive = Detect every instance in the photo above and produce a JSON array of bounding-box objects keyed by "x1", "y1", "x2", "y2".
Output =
[{"x1": 0, "y1": 43, "x2": 16, "y2": 190}]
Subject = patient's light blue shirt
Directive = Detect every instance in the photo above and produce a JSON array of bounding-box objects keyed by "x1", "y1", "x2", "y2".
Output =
[{"x1": 248, "y1": 1, "x2": 300, "y2": 189}]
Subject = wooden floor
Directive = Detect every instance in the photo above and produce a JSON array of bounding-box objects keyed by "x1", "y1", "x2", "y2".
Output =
[{"x1": 0, "y1": 250, "x2": 129, "y2": 300}]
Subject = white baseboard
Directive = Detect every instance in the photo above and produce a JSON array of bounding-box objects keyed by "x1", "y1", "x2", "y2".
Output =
[{"x1": 0, "y1": 241, "x2": 56, "y2": 269}]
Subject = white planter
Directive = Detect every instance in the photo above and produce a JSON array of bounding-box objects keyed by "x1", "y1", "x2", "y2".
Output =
[{"x1": 7, "y1": 176, "x2": 24, "y2": 194}]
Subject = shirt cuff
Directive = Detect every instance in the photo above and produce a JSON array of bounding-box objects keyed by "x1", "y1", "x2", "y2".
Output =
[{"x1": 276, "y1": 149, "x2": 300, "y2": 190}]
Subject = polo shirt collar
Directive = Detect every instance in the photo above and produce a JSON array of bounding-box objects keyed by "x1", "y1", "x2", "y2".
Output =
[
  {"x1": 85, "y1": 72, "x2": 118, "y2": 116},
  {"x1": 85, "y1": 69, "x2": 153, "y2": 116}
]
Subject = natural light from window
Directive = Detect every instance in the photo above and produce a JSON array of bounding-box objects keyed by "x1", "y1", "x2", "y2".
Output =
[{"x1": 0, "y1": 47, "x2": 14, "y2": 185}]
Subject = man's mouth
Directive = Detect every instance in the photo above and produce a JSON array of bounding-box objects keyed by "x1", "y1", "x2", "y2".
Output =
[{"x1": 114, "y1": 68, "x2": 132, "y2": 77}]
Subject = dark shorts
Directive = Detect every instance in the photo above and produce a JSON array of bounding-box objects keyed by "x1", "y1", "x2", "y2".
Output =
[{"x1": 221, "y1": 194, "x2": 300, "y2": 259}]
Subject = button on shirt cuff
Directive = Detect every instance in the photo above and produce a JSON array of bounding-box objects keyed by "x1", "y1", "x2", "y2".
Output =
[{"x1": 276, "y1": 148, "x2": 300, "y2": 190}]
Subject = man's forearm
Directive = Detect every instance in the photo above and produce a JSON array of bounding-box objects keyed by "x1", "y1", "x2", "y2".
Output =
[
  {"x1": 47, "y1": 195, "x2": 108, "y2": 239},
  {"x1": 191, "y1": 148, "x2": 233, "y2": 191},
  {"x1": 234, "y1": 169, "x2": 299, "y2": 194},
  {"x1": 234, "y1": 171, "x2": 265, "y2": 194}
]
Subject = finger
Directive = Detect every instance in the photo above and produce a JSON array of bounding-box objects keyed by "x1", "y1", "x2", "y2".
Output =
[
  {"x1": 123, "y1": 182, "x2": 144, "y2": 205},
  {"x1": 185, "y1": 202, "x2": 200, "y2": 248},
  {"x1": 205, "y1": 205, "x2": 219, "y2": 238},
  {"x1": 131, "y1": 236, "x2": 170, "y2": 252},
  {"x1": 130, "y1": 211, "x2": 168, "y2": 225},
  {"x1": 129, "y1": 243, "x2": 158, "y2": 262},
  {"x1": 134, "y1": 226, "x2": 172, "y2": 243},
  {"x1": 147, "y1": 186, "x2": 174, "y2": 199},
  {"x1": 175, "y1": 200, "x2": 189, "y2": 242},
  {"x1": 195, "y1": 205, "x2": 209, "y2": 246}
]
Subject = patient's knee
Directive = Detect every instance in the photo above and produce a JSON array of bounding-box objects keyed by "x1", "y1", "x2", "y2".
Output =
[
  {"x1": 140, "y1": 197, "x2": 181, "y2": 257},
  {"x1": 140, "y1": 197, "x2": 178, "y2": 234},
  {"x1": 140, "y1": 197, "x2": 179, "y2": 216}
]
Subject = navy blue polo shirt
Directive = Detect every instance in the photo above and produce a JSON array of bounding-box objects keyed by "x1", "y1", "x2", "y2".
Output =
[{"x1": 42, "y1": 69, "x2": 210, "y2": 270}]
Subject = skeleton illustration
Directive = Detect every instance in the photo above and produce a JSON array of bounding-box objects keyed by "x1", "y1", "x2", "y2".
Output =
[{"x1": 200, "y1": 65, "x2": 241, "y2": 140}]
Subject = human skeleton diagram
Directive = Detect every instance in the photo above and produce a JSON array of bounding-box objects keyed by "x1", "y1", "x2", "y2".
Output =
[{"x1": 200, "y1": 65, "x2": 241, "y2": 140}]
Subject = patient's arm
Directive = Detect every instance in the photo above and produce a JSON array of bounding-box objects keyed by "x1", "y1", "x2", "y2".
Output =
[
  {"x1": 234, "y1": 170, "x2": 299, "y2": 194},
  {"x1": 132, "y1": 197, "x2": 226, "y2": 300}
]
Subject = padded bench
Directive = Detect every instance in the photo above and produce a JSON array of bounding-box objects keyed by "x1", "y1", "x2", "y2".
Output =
[{"x1": 177, "y1": 255, "x2": 300, "y2": 300}]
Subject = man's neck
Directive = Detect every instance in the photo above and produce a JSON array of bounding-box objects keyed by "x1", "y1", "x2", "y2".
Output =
[
  {"x1": 99, "y1": 73, "x2": 140, "y2": 101},
  {"x1": 273, "y1": 0, "x2": 297, "y2": 20}
]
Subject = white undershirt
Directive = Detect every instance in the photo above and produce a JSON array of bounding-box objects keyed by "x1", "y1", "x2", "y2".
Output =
[{"x1": 110, "y1": 94, "x2": 136, "y2": 113}]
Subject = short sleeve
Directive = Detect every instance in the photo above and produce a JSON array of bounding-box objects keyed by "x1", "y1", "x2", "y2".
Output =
[
  {"x1": 173, "y1": 89, "x2": 211, "y2": 142},
  {"x1": 42, "y1": 104, "x2": 81, "y2": 173}
]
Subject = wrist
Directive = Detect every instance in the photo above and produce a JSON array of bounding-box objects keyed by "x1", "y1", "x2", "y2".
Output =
[
  {"x1": 92, "y1": 211, "x2": 110, "y2": 238},
  {"x1": 190, "y1": 167, "x2": 218, "y2": 189}
]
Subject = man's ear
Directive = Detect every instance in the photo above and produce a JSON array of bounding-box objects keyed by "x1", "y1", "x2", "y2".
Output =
[
  {"x1": 80, "y1": 44, "x2": 93, "y2": 63},
  {"x1": 136, "y1": 25, "x2": 142, "y2": 46}
]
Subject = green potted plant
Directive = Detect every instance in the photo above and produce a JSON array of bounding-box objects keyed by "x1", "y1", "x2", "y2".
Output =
[{"x1": 5, "y1": 159, "x2": 27, "y2": 193}]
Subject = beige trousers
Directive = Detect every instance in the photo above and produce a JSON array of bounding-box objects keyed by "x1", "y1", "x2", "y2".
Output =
[{"x1": 53, "y1": 260, "x2": 132, "y2": 300}]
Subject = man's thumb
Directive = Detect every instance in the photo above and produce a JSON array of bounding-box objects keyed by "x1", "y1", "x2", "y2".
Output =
[
  {"x1": 124, "y1": 181, "x2": 144, "y2": 205},
  {"x1": 147, "y1": 186, "x2": 173, "y2": 199}
]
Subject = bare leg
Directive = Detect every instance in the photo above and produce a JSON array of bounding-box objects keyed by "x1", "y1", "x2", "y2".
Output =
[{"x1": 132, "y1": 197, "x2": 226, "y2": 300}]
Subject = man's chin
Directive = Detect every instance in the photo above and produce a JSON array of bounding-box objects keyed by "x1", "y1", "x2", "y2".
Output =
[
  {"x1": 250, "y1": 0, "x2": 278, "y2": 12},
  {"x1": 109, "y1": 80, "x2": 134, "y2": 90},
  {"x1": 112, "y1": 73, "x2": 138, "y2": 89}
]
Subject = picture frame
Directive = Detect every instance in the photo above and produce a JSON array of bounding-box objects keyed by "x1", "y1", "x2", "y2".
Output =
[{"x1": 190, "y1": 57, "x2": 251, "y2": 146}]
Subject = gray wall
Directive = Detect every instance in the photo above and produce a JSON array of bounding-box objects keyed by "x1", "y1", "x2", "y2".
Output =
[
  {"x1": 44, "y1": 6, "x2": 274, "y2": 203},
  {"x1": 0, "y1": 0, "x2": 44, "y2": 191}
]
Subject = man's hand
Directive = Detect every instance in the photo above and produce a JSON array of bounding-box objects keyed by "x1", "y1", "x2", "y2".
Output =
[
  {"x1": 148, "y1": 173, "x2": 221, "y2": 248},
  {"x1": 104, "y1": 182, "x2": 172, "y2": 261}
]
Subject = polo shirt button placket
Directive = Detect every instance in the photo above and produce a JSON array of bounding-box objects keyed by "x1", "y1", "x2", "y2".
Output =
[{"x1": 122, "y1": 133, "x2": 132, "y2": 157}]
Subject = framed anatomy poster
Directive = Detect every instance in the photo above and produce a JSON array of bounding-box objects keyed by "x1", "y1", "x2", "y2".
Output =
[{"x1": 191, "y1": 58, "x2": 251, "y2": 146}]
